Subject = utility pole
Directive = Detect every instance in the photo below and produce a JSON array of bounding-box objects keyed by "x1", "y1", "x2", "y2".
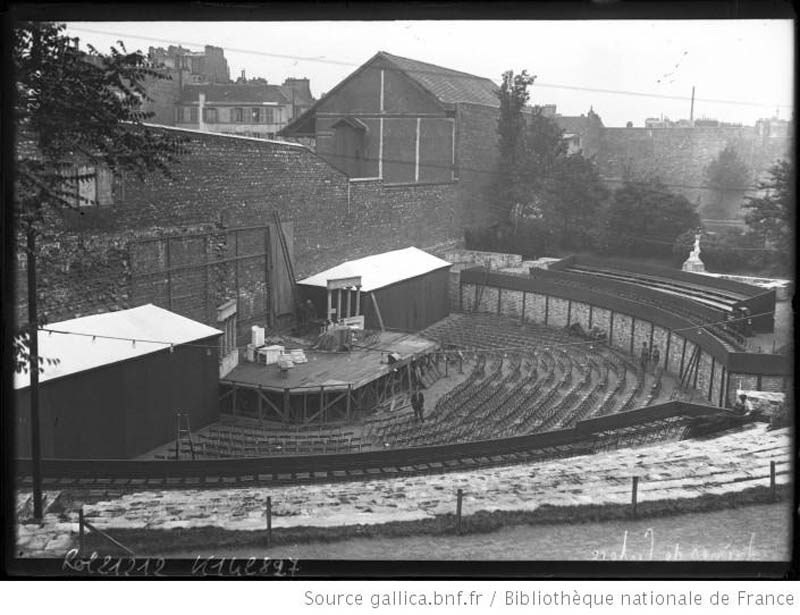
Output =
[
  {"x1": 690, "y1": 85, "x2": 695, "y2": 126},
  {"x1": 26, "y1": 225, "x2": 43, "y2": 521}
]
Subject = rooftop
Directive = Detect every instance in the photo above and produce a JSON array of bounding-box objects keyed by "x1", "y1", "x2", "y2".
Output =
[
  {"x1": 178, "y1": 84, "x2": 290, "y2": 105},
  {"x1": 14, "y1": 304, "x2": 221, "y2": 389},
  {"x1": 297, "y1": 247, "x2": 452, "y2": 292},
  {"x1": 378, "y1": 51, "x2": 499, "y2": 108}
]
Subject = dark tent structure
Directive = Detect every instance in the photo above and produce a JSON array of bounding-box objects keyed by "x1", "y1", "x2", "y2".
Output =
[{"x1": 14, "y1": 304, "x2": 221, "y2": 459}]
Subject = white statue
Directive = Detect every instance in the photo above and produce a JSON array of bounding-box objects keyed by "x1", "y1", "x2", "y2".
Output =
[
  {"x1": 682, "y1": 231, "x2": 706, "y2": 273},
  {"x1": 690, "y1": 233, "x2": 701, "y2": 258}
]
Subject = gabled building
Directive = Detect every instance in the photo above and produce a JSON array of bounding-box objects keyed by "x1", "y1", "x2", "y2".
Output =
[
  {"x1": 552, "y1": 107, "x2": 605, "y2": 157},
  {"x1": 281, "y1": 51, "x2": 501, "y2": 191}
]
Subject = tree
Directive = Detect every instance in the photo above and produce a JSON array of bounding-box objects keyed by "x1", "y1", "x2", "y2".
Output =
[
  {"x1": 602, "y1": 179, "x2": 700, "y2": 258},
  {"x1": 538, "y1": 153, "x2": 608, "y2": 250},
  {"x1": 703, "y1": 145, "x2": 750, "y2": 219},
  {"x1": 493, "y1": 70, "x2": 535, "y2": 220},
  {"x1": 13, "y1": 22, "x2": 186, "y2": 518},
  {"x1": 742, "y1": 159, "x2": 793, "y2": 269},
  {"x1": 525, "y1": 105, "x2": 567, "y2": 189}
]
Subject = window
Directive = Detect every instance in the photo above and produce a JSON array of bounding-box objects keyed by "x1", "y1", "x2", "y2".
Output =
[
  {"x1": 263, "y1": 108, "x2": 275, "y2": 124},
  {"x1": 189, "y1": 106, "x2": 198, "y2": 123},
  {"x1": 203, "y1": 107, "x2": 218, "y2": 123},
  {"x1": 251, "y1": 107, "x2": 261, "y2": 123},
  {"x1": 233, "y1": 107, "x2": 244, "y2": 123},
  {"x1": 59, "y1": 165, "x2": 97, "y2": 208}
]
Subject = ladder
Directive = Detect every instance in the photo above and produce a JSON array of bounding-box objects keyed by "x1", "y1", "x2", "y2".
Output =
[
  {"x1": 175, "y1": 412, "x2": 196, "y2": 460},
  {"x1": 272, "y1": 210, "x2": 301, "y2": 318}
]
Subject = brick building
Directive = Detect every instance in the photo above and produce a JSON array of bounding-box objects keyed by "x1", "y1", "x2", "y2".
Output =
[
  {"x1": 140, "y1": 45, "x2": 231, "y2": 126},
  {"x1": 141, "y1": 44, "x2": 314, "y2": 136},
  {"x1": 281, "y1": 51, "x2": 502, "y2": 224},
  {"x1": 552, "y1": 107, "x2": 605, "y2": 157},
  {"x1": 17, "y1": 53, "x2": 505, "y2": 345},
  {"x1": 148, "y1": 44, "x2": 231, "y2": 84},
  {"x1": 175, "y1": 80, "x2": 314, "y2": 139}
]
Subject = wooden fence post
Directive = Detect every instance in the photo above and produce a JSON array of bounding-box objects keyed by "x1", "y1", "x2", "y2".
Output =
[
  {"x1": 78, "y1": 507, "x2": 85, "y2": 558},
  {"x1": 456, "y1": 488, "x2": 463, "y2": 534},
  {"x1": 770, "y1": 461, "x2": 776, "y2": 501},
  {"x1": 266, "y1": 496, "x2": 272, "y2": 546},
  {"x1": 631, "y1": 476, "x2": 639, "y2": 518}
]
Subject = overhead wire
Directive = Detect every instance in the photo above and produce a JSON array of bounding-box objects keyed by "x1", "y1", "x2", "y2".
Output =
[
  {"x1": 66, "y1": 25, "x2": 793, "y2": 111},
  {"x1": 35, "y1": 308, "x2": 773, "y2": 356}
]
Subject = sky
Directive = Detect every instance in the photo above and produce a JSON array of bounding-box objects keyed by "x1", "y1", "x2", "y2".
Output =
[{"x1": 65, "y1": 20, "x2": 794, "y2": 127}]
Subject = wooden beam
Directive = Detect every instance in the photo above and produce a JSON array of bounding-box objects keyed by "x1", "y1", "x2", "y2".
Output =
[
  {"x1": 370, "y1": 292, "x2": 385, "y2": 331},
  {"x1": 305, "y1": 390, "x2": 347, "y2": 424},
  {"x1": 256, "y1": 387, "x2": 284, "y2": 421},
  {"x1": 708, "y1": 358, "x2": 716, "y2": 401},
  {"x1": 630, "y1": 317, "x2": 636, "y2": 354}
]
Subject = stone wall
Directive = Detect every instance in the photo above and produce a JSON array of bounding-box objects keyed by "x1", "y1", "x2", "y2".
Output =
[
  {"x1": 456, "y1": 103, "x2": 501, "y2": 227},
  {"x1": 592, "y1": 126, "x2": 792, "y2": 221},
  {"x1": 17, "y1": 127, "x2": 466, "y2": 330}
]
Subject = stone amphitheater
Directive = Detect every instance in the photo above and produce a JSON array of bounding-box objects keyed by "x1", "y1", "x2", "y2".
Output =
[{"x1": 15, "y1": 311, "x2": 790, "y2": 558}]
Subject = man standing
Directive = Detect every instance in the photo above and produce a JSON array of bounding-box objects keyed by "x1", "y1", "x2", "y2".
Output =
[{"x1": 411, "y1": 389, "x2": 425, "y2": 423}]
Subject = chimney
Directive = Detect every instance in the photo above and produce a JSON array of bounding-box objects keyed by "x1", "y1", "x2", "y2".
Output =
[
  {"x1": 198, "y1": 92, "x2": 206, "y2": 131},
  {"x1": 241, "y1": 69, "x2": 246, "y2": 82}
]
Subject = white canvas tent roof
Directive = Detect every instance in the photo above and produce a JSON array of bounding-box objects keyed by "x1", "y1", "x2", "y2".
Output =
[
  {"x1": 297, "y1": 247, "x2": 451, "y2": 292},
  {"x1": 14, "y1": 304, "x2": 221, "y2": 389}
]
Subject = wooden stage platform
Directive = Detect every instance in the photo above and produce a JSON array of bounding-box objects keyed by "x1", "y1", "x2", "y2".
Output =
[{"x1": 218, "y1": 332, "x2": 440, "y2": 425}]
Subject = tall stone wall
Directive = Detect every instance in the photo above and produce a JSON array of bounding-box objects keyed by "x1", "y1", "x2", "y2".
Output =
[
  {"x1": 592, "y1": 126, "x2": 792, "y2": 221},
  {"x1": 16, "y1": 127, "x2": 465, "y2": 329},
  {"x1": 456, "y1": 103, "x2": 502, "y2": 228}
]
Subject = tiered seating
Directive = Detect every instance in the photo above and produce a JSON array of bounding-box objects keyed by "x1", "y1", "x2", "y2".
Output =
[
  {"x1": 527, "y1": 269, "x2": 748, "y2": 350},
  {"x1": 178, "y1": 312, "x2": 684, "y2": 458},
  {"x1": 194, "y1": 422, "x2": 365, "y2": 457}
]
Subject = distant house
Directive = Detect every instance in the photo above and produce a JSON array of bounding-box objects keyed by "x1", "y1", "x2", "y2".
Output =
[
  {"x1": 281, "y1": 51, "x2": 501, "y2": 188},
  {"x1": 552, "y1": 107, "x2": 605, "y2": 157},
  {"x1": 176, "y1": 80, "x2": 314, "y2": 139},
  {"x1": 14, "y1": 305, "x2": 221, "y2": 459}
]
